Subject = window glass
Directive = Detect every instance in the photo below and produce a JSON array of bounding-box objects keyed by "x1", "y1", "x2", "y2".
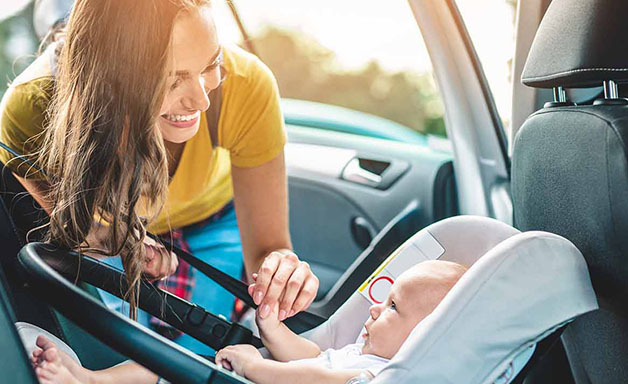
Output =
[
  {"x1": 0, "y1": 1, "x2": 38, "y2": 98},
  {"x1": 213, "y1": 0, "x2": 447, "y2": 138},
  {"x1": 0, "y1": 1, "x2": 448, "y2": 140},
  {"x1": 454, "y1": 0, "x2": 517, "y2": 130}
]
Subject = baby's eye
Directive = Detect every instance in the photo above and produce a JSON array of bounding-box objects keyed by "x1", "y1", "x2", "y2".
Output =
[{"x1": 390, "y1": 300, "x2": 397, "y2": 311}]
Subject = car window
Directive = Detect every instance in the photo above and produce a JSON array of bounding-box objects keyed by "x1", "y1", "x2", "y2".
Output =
[
  {"x1": 213, "y1": 0, "x2": 447, "y2": 140},
  {"x1": 0, "y1": 1, "x2": 448, "y2": 141},
  {"x1": 454, "y1": 0, "x2": 517, "y2": 132},
  {"x1": 0, "y1": 2, "x2": 38, "y2": 98}
]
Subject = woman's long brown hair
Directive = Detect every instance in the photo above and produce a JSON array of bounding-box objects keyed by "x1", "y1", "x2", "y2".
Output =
[{"x1": 42, "y1": 0, "x2": 210, "y2": 318}]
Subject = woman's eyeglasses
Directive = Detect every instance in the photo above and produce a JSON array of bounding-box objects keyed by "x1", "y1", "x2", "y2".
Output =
[{"x1": 168, "y1": 47, "x2": 227, "y2": 94}]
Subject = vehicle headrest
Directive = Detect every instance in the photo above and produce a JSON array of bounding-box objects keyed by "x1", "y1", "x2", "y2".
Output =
[{"x1": 522, "y1": 0, "x2": 628, "y2": 89}]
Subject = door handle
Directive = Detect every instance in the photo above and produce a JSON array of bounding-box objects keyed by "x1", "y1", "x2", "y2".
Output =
[
  {"x1": 341, "y1": 157, "x2": 409, "y2": 190},
  {"x1": 341, "y1": 158, "x2": 382, "y2": 187}
]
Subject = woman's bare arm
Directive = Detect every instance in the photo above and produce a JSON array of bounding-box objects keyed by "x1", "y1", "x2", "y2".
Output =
[
  {"x1": 232, "y1": 151, "x2": 319, "y2": 319},
  {"x1": 15, "y1": 173, "x2": 111, "y2": 248},
  {"x1": 14, "y1": 173, "x2": 53, "y2": 214}
]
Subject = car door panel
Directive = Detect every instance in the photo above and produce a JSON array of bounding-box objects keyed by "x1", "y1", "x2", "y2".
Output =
[{"x1": 285, "y1": 125, "x2": 456, "y2": 299}]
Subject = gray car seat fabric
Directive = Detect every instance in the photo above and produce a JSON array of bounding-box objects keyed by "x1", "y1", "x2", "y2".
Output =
[
  {"x1": 514, "y1": 0, "x2": 628, "y2": 383},
  {"x1": 300, "y1": 216, "x2": 597, "y2": 383},
  {"x1": 513, "y1": 104, "x2": 628, "y2": 384},
  {"x1": 0, "y1": 262, "x2": 38, "y2": 383}
]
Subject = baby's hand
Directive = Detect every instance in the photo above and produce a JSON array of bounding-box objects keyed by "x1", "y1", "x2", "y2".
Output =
[
  {"x1": 215, "y1": 345, "x2": 263, "y2": 377},
  {"x1": 254, "y1": 299, "x2": 282, "y2": 334}
]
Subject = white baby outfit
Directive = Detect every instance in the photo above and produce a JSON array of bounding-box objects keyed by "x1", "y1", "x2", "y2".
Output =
[{"x1": 291, "y1": 341, "x2": 389, "y2": 376}]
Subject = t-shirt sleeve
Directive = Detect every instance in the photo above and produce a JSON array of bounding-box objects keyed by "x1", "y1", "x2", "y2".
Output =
[
  {"x1": 0, "y1": 79, "x2": 51, "y2": 179},
  {"x1": 219, "y1": 55, "x2": 286, "y2": 168}
]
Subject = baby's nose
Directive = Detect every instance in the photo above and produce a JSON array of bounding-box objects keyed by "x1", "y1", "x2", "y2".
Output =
[{"x1": 369, "y1": 304, "x2": 380, "y2": 319}]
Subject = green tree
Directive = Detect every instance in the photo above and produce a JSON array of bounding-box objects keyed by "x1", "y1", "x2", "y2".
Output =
[
  {"x1": 0, "y1": 9, "x2": 447, "y2": 137},
  {"x1": 0, "y1": 1, "x2": 38, "y2": 98},
  {"x1": 251, "y1": 27, "x2": 446, "y2": 137}
]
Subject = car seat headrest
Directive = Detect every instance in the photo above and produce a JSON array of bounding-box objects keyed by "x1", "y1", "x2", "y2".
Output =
[{"x1": 522, "y1": 0, "x2": 628, "y2": 89}]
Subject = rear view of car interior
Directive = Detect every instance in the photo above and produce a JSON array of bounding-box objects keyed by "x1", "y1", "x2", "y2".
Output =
[{"x1": 0, "y1": 0, "x2": 625, "y2": 382}]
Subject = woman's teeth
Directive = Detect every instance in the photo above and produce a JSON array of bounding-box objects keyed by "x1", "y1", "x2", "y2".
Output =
[{"x1": 163, "y1": 112, "x2": 199, "y2": 122}]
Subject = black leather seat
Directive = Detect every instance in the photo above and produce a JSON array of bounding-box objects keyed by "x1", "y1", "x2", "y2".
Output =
[{"x1": 513, "y1": 1, "x2": 628, "y2": 383}]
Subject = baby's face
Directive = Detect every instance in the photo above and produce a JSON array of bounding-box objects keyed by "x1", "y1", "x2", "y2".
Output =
[{"x1": 361, "y1": 260, "x2": 466, "y2": 359}]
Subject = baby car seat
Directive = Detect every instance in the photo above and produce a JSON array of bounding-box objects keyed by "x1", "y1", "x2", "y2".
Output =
[{"x1": 301, "y1": 216, "x2": 597, "y2": 384}]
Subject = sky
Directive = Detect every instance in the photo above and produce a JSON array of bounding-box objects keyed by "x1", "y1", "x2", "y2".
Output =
[
  {"x1": 213, "y1": 0, "x2": 432, "y2": 72},
  {"x1": 1, "y1": 0, "x2": 516, "y2": 121},
  {"x1": 0, "y1": 1, "x2": 30, "y2": 21}
]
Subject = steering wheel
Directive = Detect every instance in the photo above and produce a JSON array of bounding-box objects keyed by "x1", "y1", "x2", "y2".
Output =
[
  {"x1": 24, "y1": 240, "x2": 326, "y2": 346},
  {"x1": 18, "y1": 242, "x2": 250, "y2": 383},
  {"x1": 17, "y1": 242, "x2": 326, "y2": 383}
]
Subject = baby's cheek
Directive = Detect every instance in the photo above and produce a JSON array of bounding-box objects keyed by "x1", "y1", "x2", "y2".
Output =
[{"x1": 384, "y1": 322, "x2": 409, "y2": 356}]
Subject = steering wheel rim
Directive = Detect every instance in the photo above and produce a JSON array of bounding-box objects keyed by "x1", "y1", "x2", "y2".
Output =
[
  {"x1": 17, "y1": 242, "x2": 251, "y2": 384},
  {"x1": 21, "y1": 242, "x2": 264, "y2": 350}
]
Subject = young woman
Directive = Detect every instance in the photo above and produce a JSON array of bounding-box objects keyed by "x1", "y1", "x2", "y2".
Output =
[{"x1": 0, "y1": 0, "x2": 318, "y2": 354}]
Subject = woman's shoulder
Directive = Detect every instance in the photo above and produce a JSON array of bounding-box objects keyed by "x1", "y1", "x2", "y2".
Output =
[
  {"x1": 2, "y1": 46, "x2": 56, "y2": 129},
  {"x1": 216, "y1": 45, "x2": 285, "y2": 167},
  {"x1": 222, "y1": 45, "x2": 276, "y2": 87},
  {"x1": 1, "y1": 75, "x2": 54, "y2": 136},
  {"x1": 0, "y1": 67, "x2": 54, "y2": 177}
]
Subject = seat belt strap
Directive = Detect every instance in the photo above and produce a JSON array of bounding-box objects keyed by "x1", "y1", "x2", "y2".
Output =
[
  {"x1": 158, "y1": 236, "x2": 327, "y2": 331},
  {"x1": 207, "y1": 85, "x2": 222, "y2": 148},
  {"x1": 157, "y1": 236, "x2": 257, "y2": 308}
]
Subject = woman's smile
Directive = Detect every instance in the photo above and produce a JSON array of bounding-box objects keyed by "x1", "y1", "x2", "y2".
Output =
[{"x1": 160, "y1": 111, "x2": 201, "y2": 128}]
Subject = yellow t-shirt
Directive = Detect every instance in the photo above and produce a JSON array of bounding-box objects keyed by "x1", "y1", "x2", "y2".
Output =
[{"x1": 0, "y1": 45, "x2": 286, "y2": 234}]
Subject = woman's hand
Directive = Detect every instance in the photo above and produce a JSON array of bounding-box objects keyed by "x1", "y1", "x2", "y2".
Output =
[
  {"x1": 215, "y1": 345, "x2": 263, "y2": 377},
  {"x1": 249, "y1": 250, "x2": 319, "y2": 321},
  {"x1": 142, "y1": 236, "x2": 178, "y2": 281}
]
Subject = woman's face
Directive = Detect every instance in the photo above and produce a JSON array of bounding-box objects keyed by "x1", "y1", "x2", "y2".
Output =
[{"x1": 158, "y1": 6, "x2": 222, "y2": 144}]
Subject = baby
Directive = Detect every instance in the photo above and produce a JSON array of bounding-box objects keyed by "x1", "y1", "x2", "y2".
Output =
[
  {"x1": 31, "y1": 260, "x2": 466, "y2": 384},
  {"x1": 216, "y1": 260, "x2": 467, "y2": 383}
]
